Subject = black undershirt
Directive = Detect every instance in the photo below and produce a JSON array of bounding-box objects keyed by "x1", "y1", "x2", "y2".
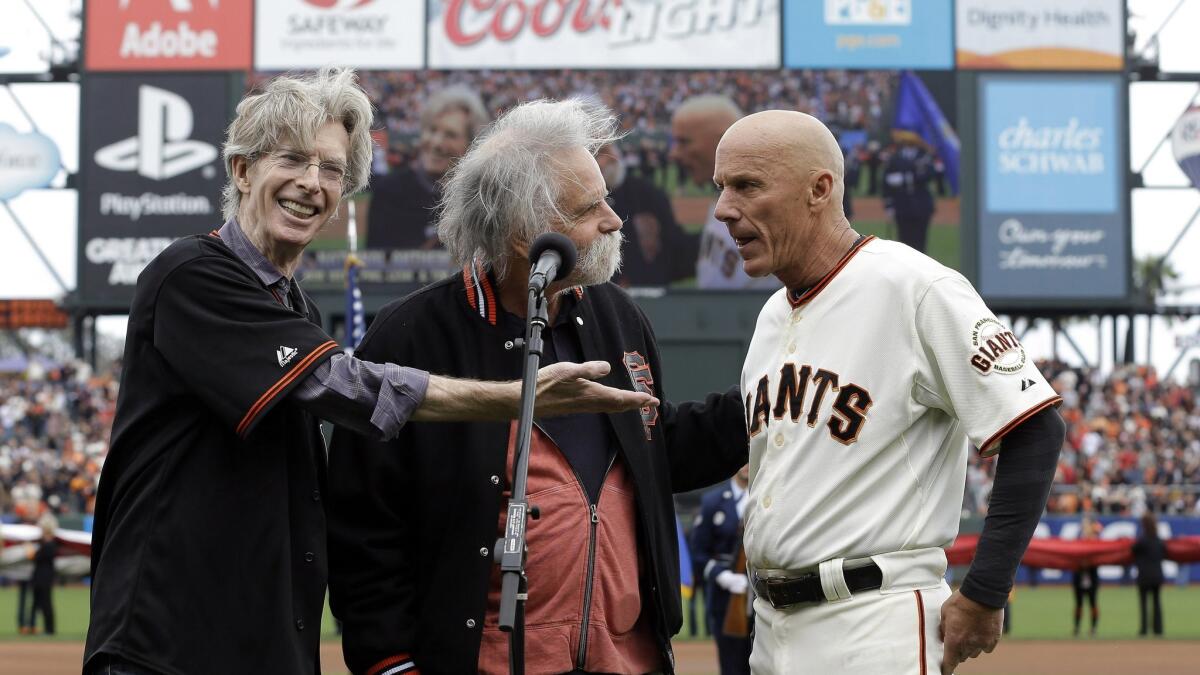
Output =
[
  {"x1": 787, "y1": 233, "x2": 868, "y2": 302},
  {"x1": 960, "y1": 407, "x2": 1065, "y2": 608},
  {"x1": 500, "y1": 304, "x2": 617, "y2": 505}
]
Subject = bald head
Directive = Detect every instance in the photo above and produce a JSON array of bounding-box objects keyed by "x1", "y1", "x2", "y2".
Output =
[
  {"x1": 670, "y1": 95, "x2": 742, "y2": 186},
  {"x1": 712, "y1": 110, "x2": 856, "y2": 288},
  {"x1": 721, "y1": 110, "x2": 844, "y2": 190}
]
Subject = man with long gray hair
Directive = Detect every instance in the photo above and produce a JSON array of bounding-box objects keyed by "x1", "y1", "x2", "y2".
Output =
[
  {"x1": 83, "y1": 70, "x2": 655, "y2": 675},
  {"x1": 327, "y1": 98, "x2": 748, "y2": 674}
]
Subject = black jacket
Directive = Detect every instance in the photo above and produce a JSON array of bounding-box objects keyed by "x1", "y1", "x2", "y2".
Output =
[
  {"x1": 327, "y1": 267, "x2": 747, "y2": 674},
  {"x1": 1133, "y1": 532, "x2": 1166, "y2": 587},
  {"x1": 86, "y1": 234, "x2": 339, "y2": 675}
]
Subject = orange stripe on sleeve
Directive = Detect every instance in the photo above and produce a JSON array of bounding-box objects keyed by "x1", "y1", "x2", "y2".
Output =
[
  {"x1": 235, "y1": 340, "x2": 339, "y2": 437},
  {"x1": 979, "y1": 395, "x2": 1063, "y2": 458}
]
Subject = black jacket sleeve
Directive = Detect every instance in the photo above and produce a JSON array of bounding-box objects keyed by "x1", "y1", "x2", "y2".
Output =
[
  {"x1": 325, "y1": 309, "x2": 420, "y2": 675},
  {"x1": 637, "y1": 306, "x2": 749, "y2": 492},
  {"x1": 153, "y1": 254, "x2": 338, "y2": 438}
]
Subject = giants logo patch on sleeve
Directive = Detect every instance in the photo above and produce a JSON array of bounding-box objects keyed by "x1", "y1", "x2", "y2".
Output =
[
  {"x1": 623, "y1": 351, "x2": 659, "y2": 440},
  {"x1": 969, "y1": 318, "x2": 1026, "y2": 375}
]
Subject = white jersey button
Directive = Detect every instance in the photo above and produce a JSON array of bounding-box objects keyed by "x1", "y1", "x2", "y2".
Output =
[
  {"x1": 774, "y1": 433, "x2": 785, "y2": 447},
  {"x1": 762, "y1": 495, "x2": 773, "y2": 509},
  {"x1": 787, "y1": 342, "x2": 796, "y2": 354}
]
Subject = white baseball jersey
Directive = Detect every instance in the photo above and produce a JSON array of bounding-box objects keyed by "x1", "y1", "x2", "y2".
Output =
[
  {"x1": 741, "y1": 236, "x2": 1060, "y2": 572},
  {"x1": 696, "y1": 203, "x2": 782, "y2": 290}
]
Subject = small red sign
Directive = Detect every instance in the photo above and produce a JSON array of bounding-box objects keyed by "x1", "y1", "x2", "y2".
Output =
[{"x1": 86, "y1": 0, "x2": 252, "y2": 71}]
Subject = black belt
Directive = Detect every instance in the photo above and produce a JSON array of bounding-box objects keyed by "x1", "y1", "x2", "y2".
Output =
[{"x1": 753, "y1": 562, "x2": 883, "y2": 610}]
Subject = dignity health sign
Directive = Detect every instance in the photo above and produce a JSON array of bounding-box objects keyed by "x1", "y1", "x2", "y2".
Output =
[
  {"x1": 427, "y1": 0, "x2": 780, "y2": 69},
  {"x1": 976, "y1": 75, "x2": 1127, "y2": 302},
  {"x1": 956, "y1": 0, "x2": 1123, "y2": 70}
]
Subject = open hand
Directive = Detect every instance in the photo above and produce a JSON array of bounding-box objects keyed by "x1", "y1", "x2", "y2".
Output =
[
  {"x1": 940, "y1": 590, "x2": 1003, "y2": 675},
  {"x1": 534, "y1": 361, "x2": 659, "y2": 417}
]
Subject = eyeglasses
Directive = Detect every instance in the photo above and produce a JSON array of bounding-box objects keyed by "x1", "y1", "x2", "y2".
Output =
[{"x1": 266, "y1": 150, "x2": 348, "y2": 187}]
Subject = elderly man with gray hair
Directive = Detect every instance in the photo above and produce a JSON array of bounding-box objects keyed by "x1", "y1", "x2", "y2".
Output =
[
  {"x1": 369, "y1": 84, "x2": 491, "y2": 249},
  {"x1": 83, "y1": 70, "x2": 654, "y2": 675},
  {"x1": 326, "y1": 98, "x2": 748, "y2": 675}
]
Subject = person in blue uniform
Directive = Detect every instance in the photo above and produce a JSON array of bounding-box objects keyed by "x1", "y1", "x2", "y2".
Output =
[{"x1": 692, "y1": 464, "x2": 751, "y2": 675}]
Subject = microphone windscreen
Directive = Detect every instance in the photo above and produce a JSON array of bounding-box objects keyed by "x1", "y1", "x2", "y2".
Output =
[{"x1": 528, "y1": 232, "x2": 578, "y2": 279}]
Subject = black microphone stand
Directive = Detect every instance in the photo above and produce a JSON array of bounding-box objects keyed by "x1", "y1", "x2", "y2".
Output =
[{"x1": 496, "y1": 282, "x2": 550, "y2": 675}]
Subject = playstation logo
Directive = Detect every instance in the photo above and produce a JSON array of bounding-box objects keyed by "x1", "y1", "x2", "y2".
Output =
[{"x1": 94, "y1": 85, "x2": 218, "y2": 180}]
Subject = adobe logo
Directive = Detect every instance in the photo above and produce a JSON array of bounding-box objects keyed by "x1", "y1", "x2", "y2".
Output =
[
  {"x1": 94, "y1": 85, "x2": 218, "y2": 180},
  {"x1": 87, "y1": 0, "x2": 251, "y2": 71},
  {"x1": 303, "y1": 0, "x2": 375, "y2": 7}
]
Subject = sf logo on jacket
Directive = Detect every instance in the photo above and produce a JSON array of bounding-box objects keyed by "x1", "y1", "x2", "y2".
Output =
[
  {"x1": 745, "y1": 363, "x2": 873, "y2": 445},
  {"x1": 623, "y1": 351, "x2": 658, "y2": 440}
]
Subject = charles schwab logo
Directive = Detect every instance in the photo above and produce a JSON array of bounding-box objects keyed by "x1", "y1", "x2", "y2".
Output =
[
  {"x1": 996, "y1": 116, "x2": 1104, "y2": 176},
  {"x1": 94, "y1": 85, "x2": 218, "y2": 180},
  {"x1": 117, "y1": 0, "x2": 221, "y2": 60}
]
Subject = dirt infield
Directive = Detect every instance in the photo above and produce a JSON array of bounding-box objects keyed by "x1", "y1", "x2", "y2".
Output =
[{"x1": 3, "y1": 638, "x2": 1197, "y2": 674}]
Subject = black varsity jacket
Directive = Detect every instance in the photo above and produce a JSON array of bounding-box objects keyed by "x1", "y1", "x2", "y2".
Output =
[{"x1": 326, "y1": 265, "x2": 748, "y2": 674}]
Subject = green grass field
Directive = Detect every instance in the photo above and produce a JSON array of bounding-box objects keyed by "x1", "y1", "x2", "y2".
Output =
[{"x1": 2, "y1": 584, "x2": 1197, "y2": 642}]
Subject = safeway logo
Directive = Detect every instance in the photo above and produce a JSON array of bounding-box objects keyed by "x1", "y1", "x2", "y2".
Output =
[
  {"x1": 94, "y1": 86, "x2": 218, "y2": 180},
  {"x1": 86, "y1": 0, "x2": 251, "y2": 70}
]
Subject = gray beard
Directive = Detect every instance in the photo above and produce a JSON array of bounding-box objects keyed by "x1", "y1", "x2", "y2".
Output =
[{"x1": 568, "y1": 230, "x2": 624, "y2": 288}]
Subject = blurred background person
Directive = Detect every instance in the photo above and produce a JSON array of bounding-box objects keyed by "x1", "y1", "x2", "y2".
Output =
[
  {"x1": 881, "y1": 132, "x2": 940, "y2": 254},
  {"x1": 1072, "y1": 516, "x2": 1102, "y2": 637},
  {"x1": 669, "y1": 95, "x2": 779, "y2": 290},
  {"x1": 1133, "y1": 512, "x2": 1166, "y2": 636},
  {"x1": 26, "y1": 514, "x2": 58, "y2": 636},
  {"x1": 597, "y1": 142, "x2": 697, "y2": 286},
  {"x1": 368, "y1": 85, "x2": 490, "y2": 249},
  {"x1": 690, "y1": 464, "x2": 751, "y2": 675}
]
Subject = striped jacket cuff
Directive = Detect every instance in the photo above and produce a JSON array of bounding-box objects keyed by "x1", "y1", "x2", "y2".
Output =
[{"x1": 366, "y1": 654, "x2": 417, "y2": 675}]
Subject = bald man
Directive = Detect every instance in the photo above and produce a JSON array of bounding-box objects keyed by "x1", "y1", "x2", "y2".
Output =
[
  {"x1": 669, "y1": 96, "x2": 778, "y2": 290},
  {"x1": 716, "y1": 111, "x2": 1064, "y2": 675}
]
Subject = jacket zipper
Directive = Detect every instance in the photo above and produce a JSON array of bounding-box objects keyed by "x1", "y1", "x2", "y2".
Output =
[{"x1": 575, "y1": 453, "x2": 616, "y2": 669}]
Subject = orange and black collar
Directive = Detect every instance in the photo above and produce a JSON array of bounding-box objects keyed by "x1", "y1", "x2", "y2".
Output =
[
  {"x1": 787, "y1": 235, "x2": 875, "y2": 309},
  {"x1": 462, "y1": 262, "x2": 584, "y2": 326}
]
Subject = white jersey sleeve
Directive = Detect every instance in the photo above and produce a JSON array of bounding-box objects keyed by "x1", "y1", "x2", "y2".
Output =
[{"x1": 913, "y1": 275, "x2": 1061, "y2": 456}]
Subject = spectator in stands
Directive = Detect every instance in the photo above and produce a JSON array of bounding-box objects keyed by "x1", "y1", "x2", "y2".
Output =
[
  {"x1": 1133, "y1": 512, "x2": 1165, "y2": 636},
  {"x1": 368, "y1": 85, "x2": 490, "y2": 250},
  {"x1": 597, "y1": 141, "x2": 697, "y2": 286},
  {"x1": 1072, "y1": 517, "x2": 1102, "y2": 636}
]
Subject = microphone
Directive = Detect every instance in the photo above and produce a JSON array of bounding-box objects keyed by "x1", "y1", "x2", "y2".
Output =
[{"x1": 527, "y1": 232, "x2": 577, "y2": 294}]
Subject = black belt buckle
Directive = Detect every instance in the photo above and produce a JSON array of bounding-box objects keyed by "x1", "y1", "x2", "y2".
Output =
[
  {"x1": 755, "y1": 562, "x2": 884, "y2": 610},
  {"x1": 756, "y1": 572, "x2": 822, "y2": 610}
]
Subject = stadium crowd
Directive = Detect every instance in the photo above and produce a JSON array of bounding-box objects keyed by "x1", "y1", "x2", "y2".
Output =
[
  {"x1": 0, "y1": 363, "x2": 116, "y2": 525},
  {"x1": 966, "y1": 361, "x2": 1200, "y2": 518},
  {"x1": 358, "y1": 68, "x2": 895, "y2": 174},
  {"x1": 2, "y1": 358, "x2": 1198, "y2": 522}
]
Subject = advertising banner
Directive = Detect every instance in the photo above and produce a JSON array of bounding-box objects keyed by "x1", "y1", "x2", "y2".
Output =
[
  {"x1": 783, "y1": 0, "x2": 953, "y2": 70},
  {"x1": 977, "y1": 75, "x2": 1127, "y2": 301},
  {"x1": 254, "y1": 0, "x2": 425, "y2": 70},
  {"x1": 427, "y1": 0, "x2": 780, "y2": 69},
  {"x1": 956, "y1": 0, "x2": 1123, "y2": 71},
  {"x1": 1011, "y1": 516, "x2": 1200, "y2": 585},
  {"x1": 78, "y1": 74, "x2": 229, "y2": 309},
  {"x1": 0, "y1": 125, "x2": 61, "y2": 199},
  {"x1": 85, "y1": 0, "x2": 252, "y2": 71}
]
